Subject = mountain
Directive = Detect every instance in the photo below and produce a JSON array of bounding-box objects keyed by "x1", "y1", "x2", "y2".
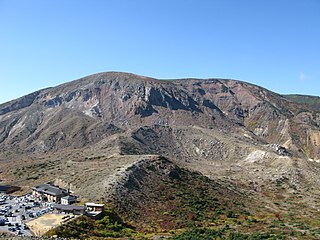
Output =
[
  {"x1": 1, "y1": 72, "x2": 319, "y2": 158},
  {"x1": 1, "y1": 72, "x2": 320, "y2": 238}
]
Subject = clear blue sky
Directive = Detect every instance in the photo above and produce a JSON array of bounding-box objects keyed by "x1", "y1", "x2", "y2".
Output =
[{"x1": 0, "y1": 0, "x2": 319, "y2": 104}]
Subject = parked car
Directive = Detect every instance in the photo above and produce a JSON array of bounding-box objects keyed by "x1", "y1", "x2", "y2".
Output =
[
  {"x1": 21, "y1": 224, "x2": 28, "y2": 230},
  {"x1": 5, "y1": 206, "x2": 12, "y2": 210},
  {"x1": 0, "y1": 219, "x2": 5, "y2": 226},
  {"x1": 5, "y1": 212, "x2": 12, "y2": 217}
]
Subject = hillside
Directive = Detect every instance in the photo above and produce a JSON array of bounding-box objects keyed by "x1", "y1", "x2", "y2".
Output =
[
  {"x1": 0, "y1": 72, "x2": 320, "y2": 238},
  {"x1": 284, "y1": 94, "x2": 320, "y2": 110},
  {"x1": 0, "y1": 72, "x2": 319, "y2": 159}
]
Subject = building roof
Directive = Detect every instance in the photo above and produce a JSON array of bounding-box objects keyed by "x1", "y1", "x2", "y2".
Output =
[
  {"x1": 85, "y1": 202, "x2": 104, "y2": 207},
  {"x1": 0, "y1": 185, "x2": 11, "y2": 192},
  {"x1": 61, "y1": 195, "x2": 77, "y2": 201},
  {"x1": 0, "y1": 185, "x2": 20, "y2": 194},
  {"x1": 32, "y1": 184, "x2": 68, "y2": 196},
  {"x1": 54, "y1": 204, "x2": 85, "y2": 211}
]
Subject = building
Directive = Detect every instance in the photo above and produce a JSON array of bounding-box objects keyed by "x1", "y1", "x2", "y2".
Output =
[
  {"x1": 61, "y1": 195, "x2": 77, "y2": 205},
  {"x1": 32, "y1": 184, "x2": 68, "y2": 203},
  {"x1": 85, "y1": 202, "x2": 105, "y2": 218},
  {"x1": 0, "y1": 185, "x2": 11, "y2": 193},
  {"x1": 54, "y1": 204, "x2": 85, "y2": 215},
  {"x1": 0, "y1": 185, "x2": 21, "y2": 194},
  {"x1": 85, "y1": 202, "x2": 104, "y2": 212}
]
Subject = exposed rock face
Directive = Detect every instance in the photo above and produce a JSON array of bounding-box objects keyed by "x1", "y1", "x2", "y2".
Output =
[{"x1": 0, "y1": 72, "x2": 319, "y2": 159}]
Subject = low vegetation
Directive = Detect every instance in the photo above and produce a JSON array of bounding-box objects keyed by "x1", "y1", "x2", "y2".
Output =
[
  {"x1": 45, "y1": 207, "x2": 320, "y2": 239},
  {"x1": 110, "y1": 158, "x2": 252, "y2": 233},
  {"x1": 285, "y1": 94, "x2": 320, "y2": 109},
  {"x1": 170, "y1": 227, "x2": 286, "y2": 240},
  {"x1": 46, "y1": 207, "x2": 137, "y2": 239}
]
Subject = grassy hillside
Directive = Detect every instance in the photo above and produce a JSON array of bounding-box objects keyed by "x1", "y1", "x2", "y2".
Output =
[{"x1": 284, "y1": 94, "x2": 320, "y2": 109}]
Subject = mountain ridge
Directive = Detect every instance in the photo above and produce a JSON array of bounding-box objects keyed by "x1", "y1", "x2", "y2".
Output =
[{"x1": 1, "y1": 71, "x2": 319, "y2": 159}]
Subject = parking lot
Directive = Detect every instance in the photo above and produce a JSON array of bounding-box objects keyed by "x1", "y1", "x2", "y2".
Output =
[{"x1": 0, "y1": 193, "x2": 55, "y2": 236}]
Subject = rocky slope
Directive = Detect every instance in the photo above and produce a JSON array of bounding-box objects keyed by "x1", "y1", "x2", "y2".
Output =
[
  {"x1": 1, "y1": 72, "x2": 320, "y2": 237},
  {"x1": 0, "y1": 72, "x2": 319, "y2": 159}
]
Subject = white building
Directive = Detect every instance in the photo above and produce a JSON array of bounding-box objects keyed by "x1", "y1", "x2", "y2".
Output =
[{"x1": 61, "y1": 195, "x2": 77, "y2": 205}]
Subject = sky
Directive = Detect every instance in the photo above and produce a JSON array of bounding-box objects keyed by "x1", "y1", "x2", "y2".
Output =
[{"x1": 0, "y1": 0, "x2": 319, "y2": 104}]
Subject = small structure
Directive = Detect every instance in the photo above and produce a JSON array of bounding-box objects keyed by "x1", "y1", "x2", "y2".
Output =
[
  {"x1": 85, "y1": 202, "x2": 104, "y2": 218},
  {"x1": 0, "y1": 185, "x2": 11, "y2": 193},
  {"x1": 0, "y1": 185, "x2": 21, "y2": 194},
  {"x1": 54, "y1": 204, "x2": 85, "y2": 215},
  {"x1": 61, "y1": 195, "x2": 77, "y2": 205},
  {"x1": 32, "y1": 184, "x2": 68, "y2": 203}
]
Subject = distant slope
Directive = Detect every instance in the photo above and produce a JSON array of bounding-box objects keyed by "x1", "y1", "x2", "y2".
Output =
[{"x1": 284, "y1": 94, "x2": 320, "y2": 110}]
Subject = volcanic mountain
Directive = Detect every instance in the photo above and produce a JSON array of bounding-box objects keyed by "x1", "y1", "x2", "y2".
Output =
[
  {"x1": 1, "y1": 72, "x2": 319, "y2": 157},
  {"x1": 1, "y1": 72, "x2": 320, "y2": 237}
]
